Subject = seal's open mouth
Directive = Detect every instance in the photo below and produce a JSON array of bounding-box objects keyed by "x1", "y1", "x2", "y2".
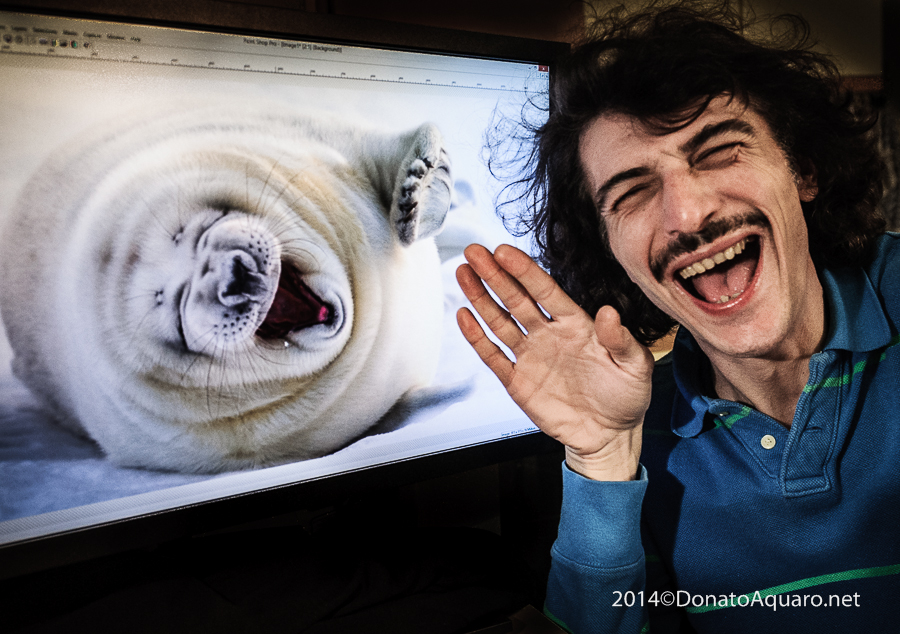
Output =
[
  {"x1": 256, "y1": 263, "x2": 332, "y2": 340},
  {"x1": 676, "y1": 236, "x2": 760, "y2": 304}
]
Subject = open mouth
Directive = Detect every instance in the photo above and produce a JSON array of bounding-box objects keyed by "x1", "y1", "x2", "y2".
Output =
[
  {"x1": 255, "y1": 262, "x2": 333, "y2": 340},
  {"x1": 676, "y1": 236, "x2": 760, "y2": 305}
]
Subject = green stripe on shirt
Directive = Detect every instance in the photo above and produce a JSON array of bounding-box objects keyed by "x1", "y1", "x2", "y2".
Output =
[
  {"x1": 713, "y1": 406, "x2": 751, "y2": 430},
  {"x1": 543, "y1": 606, "x2": 573, "y2": 633},
  {"x1": 804, "y1": 334, "x2": 900, "y2": 393},
  {"x1": 684, "y1": 563, "x2": 900, "y2": 614}
]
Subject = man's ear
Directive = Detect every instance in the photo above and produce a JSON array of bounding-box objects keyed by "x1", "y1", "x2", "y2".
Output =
[{"x1": 796, "y1": 162, "x2": 818, "y2": 202}]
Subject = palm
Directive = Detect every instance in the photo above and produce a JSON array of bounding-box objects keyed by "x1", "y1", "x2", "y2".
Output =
[
  {"x1": 457, "y1": 244, "x2": 653, "y2": 460},
  {"x1": 507, "y1": 314, "x2": 650, "y2": 453}
]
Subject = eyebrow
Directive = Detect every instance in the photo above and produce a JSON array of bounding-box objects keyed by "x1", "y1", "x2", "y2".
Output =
[
  {"x1": 679, "y1": 118, "x2": 756, "y2": 157},
  {"x1": 592, "y1": 118, "x2": 757, "y2": 212},
  {"x1": 593, "y1": 166, "x2": 652, "y2": 211}
]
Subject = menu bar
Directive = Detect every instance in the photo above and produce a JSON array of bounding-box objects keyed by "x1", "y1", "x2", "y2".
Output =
[{"x1": 0, "y1": 11, "x2": 550, "y2": 93}]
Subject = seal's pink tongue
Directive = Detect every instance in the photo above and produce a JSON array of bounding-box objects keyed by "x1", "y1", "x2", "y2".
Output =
[
  {"x1": 691, "y1": 258, "x2": 756, "y2": 303},
  {"x1": 256, "y1": 267, "x2": 331, "y2": 340}
]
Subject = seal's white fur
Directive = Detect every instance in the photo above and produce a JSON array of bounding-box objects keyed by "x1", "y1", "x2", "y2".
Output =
[{"x1": 0, "y1": 103, "x2": 452, "y2": 473}]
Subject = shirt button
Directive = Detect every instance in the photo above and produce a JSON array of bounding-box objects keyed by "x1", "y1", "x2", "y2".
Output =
[{"x1": 760, "y1": 435, "x2": 777, "y2": 450}]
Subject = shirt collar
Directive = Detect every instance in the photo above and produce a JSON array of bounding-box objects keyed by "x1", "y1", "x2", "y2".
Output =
[
  {"x1": 818, "y1": 266, "x2": 892, "y2": 352},
  {"x1": 668, "y1": 264, "x2": 892, "y2": 437}
]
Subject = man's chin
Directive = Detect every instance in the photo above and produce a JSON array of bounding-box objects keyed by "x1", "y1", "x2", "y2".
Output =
[{"x1": 685, "y1": 315, "x2": 795, "y2": 362}]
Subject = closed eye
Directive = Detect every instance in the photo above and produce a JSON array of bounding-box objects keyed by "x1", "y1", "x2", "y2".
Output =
[
  {"x1": 693, "y1": 142, "x2": 742, "y2": 170},
  {"x1": 611, "y1": 183, "x2": 651, "y2": 212}
]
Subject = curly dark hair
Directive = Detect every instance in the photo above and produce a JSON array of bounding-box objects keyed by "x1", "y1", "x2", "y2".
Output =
[{"x1": 491, "y1": 1, "x2": 886, "y2": 345}]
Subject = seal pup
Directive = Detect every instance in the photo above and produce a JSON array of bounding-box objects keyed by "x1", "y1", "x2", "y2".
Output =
[{"x1": 0, "y1": 103, "x2": 452, "y2": 472}]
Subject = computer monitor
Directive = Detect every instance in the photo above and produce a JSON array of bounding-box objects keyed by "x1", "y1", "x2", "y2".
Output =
[{"x1": 0, "y1": 3, "x2": 567, "y2": 578}]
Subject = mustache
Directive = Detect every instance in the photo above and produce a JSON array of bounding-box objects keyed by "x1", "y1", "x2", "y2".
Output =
[{"x1": 650, "y1": 210, "x2": 769, "y2": 282}]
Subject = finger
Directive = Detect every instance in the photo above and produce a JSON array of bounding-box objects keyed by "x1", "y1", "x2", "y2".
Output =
[
  {"x1": 492, "y1": 244, "x2": 584, "y2": 322},
  {"x1": 594, "y1": 306, "x2": 654, "y2": 376},
  {"x1": 456, "y1": 307, "x2": 515, "y2": 387},
  {"x1": 463, "y1": 244, "x2": 550, "y2": 332},
  {"x1": 456, "y1": 262, "x2": 527, "y2": 350}
]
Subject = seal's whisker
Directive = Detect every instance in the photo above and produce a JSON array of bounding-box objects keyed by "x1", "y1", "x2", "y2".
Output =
[
  {"x1": 235, "y1": 345, "x2": 270, "y2": 397},
  {"x1": 124, "y1": 290, "x2": 160, "y2": 303},
  {"x1": 248, "y1": 337, "x2": 285, "y2": 367},
  {"x1": 136, "y1": 194, "x2": 178, "y2": 240},
  {"x1": 175, "y1": 324, "x2": 221, "y2": 381},
  {"x1": 254, "y1": 167, "x2": 295, "y2": 219},
  {"x1": 120, "y1": 296, "x2": 162, "y2": 355},
  {"x1": 264, "y1": 210, "x2": 304, "y2": 233},
  {"x1": 267, "y1": 217, "x2": 309, "y2": 244},
  {"x1": 252, "y1": 157, "x2": 287, "y2": 218},
  {"x1": 195, "y1": 334, "x2": 227, "y2": 419},
  {"x1": 177, "y1": 343, "x2": 214, "y2": 388},
  {"x1": 247, "y1": 343, "x2": 296, "y2": 368},
  {"x1": 210, "y1": 340, "x2": 230, "y2": 421},
  {"x1": 279, "y1": 241, "x2": 329, "y2": 263}
]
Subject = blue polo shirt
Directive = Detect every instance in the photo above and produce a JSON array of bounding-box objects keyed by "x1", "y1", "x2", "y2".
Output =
[{"x1": 545, "y1": 233, "x2": 900, "y2": 634}]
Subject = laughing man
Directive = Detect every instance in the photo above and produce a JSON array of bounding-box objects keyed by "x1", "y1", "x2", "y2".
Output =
[{"x1": 456, "y1": 5, "x2": 898, "y2": 633}]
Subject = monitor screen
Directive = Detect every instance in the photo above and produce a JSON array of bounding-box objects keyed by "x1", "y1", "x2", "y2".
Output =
[{"x1": 0, "y1": 8, "x2": 560, "y2": 571}]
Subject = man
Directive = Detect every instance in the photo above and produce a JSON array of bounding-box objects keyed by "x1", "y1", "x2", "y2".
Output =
[{"x1": 456, "y1": 4, "x2": 898, "y2": 633}]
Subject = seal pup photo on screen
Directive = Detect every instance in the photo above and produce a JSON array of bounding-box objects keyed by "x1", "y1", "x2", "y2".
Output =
[{"x1": 0, "y1": 102, "x2": 454, "y2": 473}]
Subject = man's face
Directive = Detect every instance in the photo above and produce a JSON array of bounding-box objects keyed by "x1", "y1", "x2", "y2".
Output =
[{"x1": 579, "y1": 96, "x2": 822, "y2": 360}]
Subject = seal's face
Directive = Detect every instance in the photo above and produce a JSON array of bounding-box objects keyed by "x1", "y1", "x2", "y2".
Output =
[
  {"x1": 156, "y1": 209, "x2": 289, "y2": 353},
  {"x1": 116, "y1": 149, "x2": 357, "y2": 384},
  {"x1": 2, "y1": 106, "x2": 453, "y2": 472}
]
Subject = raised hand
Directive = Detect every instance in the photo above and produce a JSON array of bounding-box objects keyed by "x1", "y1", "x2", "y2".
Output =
[{"x1": 456, "y1": 244, "x2": 654, "y2": 481}]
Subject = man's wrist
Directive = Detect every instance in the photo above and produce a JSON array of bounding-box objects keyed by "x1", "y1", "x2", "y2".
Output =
[{"x1": 564, "y1": 427, "x2": 642, "y2": 481}]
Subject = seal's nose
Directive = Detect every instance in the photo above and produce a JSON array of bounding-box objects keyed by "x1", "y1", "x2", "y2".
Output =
[
  {"x1": 181, "y1": 212, "x2": 282, "y2": 351},
  {"x1": 218, "y1": 251, "x2": 269, "y2": 307}
]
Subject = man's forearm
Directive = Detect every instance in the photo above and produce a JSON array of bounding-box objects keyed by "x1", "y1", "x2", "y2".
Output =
[{"x1": 544, "y1": 463, "x2": 649, "y2": 634}]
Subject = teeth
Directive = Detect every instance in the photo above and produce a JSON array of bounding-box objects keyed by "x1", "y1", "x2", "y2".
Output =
[
  {"x1": 714, "y1": 291, "x2": 744, "y2": 304},
  {"x1": 679, "y1": 238, "x2": 749, "y2": 279}
]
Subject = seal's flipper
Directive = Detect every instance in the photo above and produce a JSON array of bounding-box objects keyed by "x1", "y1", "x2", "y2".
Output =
[
  {"x1": 348, "y1": 122, "x2": 452, "y2": 245},
  {"x1": 389, "y1": 124, "x2": 452, "y2": 245}
]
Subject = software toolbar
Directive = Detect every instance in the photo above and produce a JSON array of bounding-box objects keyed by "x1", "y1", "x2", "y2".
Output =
[{"x1": 0, "y1": 11, "x2": 550, "y2": 93}]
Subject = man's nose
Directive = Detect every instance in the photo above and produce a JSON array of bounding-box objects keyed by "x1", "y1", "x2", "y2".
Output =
[{"x1": 660, "y1": 169, "x2": 718, "y2": 236}]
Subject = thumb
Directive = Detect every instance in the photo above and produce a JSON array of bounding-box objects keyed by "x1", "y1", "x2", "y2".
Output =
[{"x1": 594, "y1": 305, "x2": 653, "y2": 371}]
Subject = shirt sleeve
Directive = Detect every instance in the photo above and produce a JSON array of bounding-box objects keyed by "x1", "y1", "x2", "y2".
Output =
[{"x1": 543, "y1": 462, "x2": 649, "y2": 634}]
